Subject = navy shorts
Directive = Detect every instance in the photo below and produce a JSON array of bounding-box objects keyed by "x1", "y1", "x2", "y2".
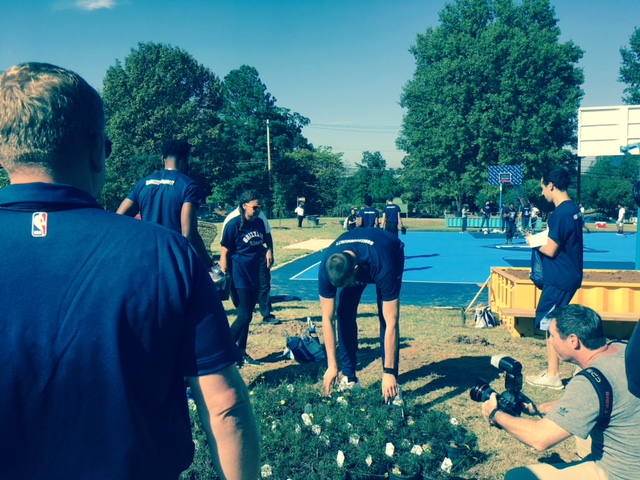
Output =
[{"x1": 535, "y1": 285, "x2": 576, "y2": 330}]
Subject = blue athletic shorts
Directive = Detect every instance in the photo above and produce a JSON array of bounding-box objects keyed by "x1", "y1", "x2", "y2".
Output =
[{"x1": 535, "y1": 285, "x2": 576, "y2": 330}]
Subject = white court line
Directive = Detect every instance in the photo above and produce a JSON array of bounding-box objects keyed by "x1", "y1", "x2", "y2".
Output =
[{"x1": 290, "y1": 261, "x2": 321, "y2": 280}]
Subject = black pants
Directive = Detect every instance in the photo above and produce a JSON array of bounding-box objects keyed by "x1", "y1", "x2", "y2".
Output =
[
  {"x1": 230, "y1": 288, "x2": 259, "y2": 352},
  {"x1": 506, "y1": 221, "x2": 516, "y2": 241},
  {"x1": 297, "y1": 215, "x2": 304, "y2": 228},
  {"x1": 229, "y1": 255, "x2": 273, "y2": 320},
  {"x1": 258, "y1": 254, "x2": 274, "y2": 319},
  {"x1": 480, "y1": 216, "x2": 490, "y2": 230},
  {"x1": 385, "y1": 223, "x2": 399, "y2": 237}
]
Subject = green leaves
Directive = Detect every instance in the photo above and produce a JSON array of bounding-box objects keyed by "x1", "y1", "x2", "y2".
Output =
[
  {"x1": 620, "y1": 27, "x2": 640, "y2": 105},
  {"x1": 398, "y1": 0, "x2": 583, "y2": 213}
]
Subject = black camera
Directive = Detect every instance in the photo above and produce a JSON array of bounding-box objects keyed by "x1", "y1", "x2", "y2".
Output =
[{"x1": 470, "y1": 355, "x2": 528, "y2": 417}]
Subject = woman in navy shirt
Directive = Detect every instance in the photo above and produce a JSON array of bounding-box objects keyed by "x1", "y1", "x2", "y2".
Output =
[{"x1": 220, "y1": 190, "x2": 267, "y2": 366}]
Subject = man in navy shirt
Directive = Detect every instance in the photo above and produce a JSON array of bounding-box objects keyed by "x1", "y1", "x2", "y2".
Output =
[
  {"x1": 318, "y1": 228, "x2": 405, "y2": 402},
  {"x1": 381, "y1": 197, "x2": 404, "y2": 236},
  {"x1": 358, "y1": 194, "x2": 380, "y2": 228},
  {"x1": 0, "y1": 62, "x2": 259, "y2": 480},
  {"x1": 526, "y1": 168, "x2": 583, "y2": 390},
  {"x1": 117, "y1": 139, "x2": 213, "y2": 268}
]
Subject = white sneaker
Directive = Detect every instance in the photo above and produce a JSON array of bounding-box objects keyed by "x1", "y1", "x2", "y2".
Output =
[
  {"x1": 338, "y1": 376, "x2": 361, "y2": 392},
  {"x1": 525, "y1": 371, "x2": 564, "y2": 390}
]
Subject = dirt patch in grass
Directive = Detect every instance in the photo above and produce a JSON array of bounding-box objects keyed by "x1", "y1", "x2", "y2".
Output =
[{"x1": 503, "y1": 268, "x2": 640, "y2": 283}]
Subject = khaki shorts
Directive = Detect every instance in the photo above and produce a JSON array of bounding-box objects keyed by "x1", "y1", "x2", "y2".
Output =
[{"x1": 505, "y1": 457, "x2": 608, "y2": 480}]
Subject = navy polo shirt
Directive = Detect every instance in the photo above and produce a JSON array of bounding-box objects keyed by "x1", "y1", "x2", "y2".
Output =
[
  {"x1": 482, "y1": 205, "x2": 491, "y2": 217},
  {"x1": 542, "y1": 200, "x2": 584, "y2": 292},
  {"x1": 221, "y1": 215, "x2": 266, "y2": 290},
  {"x1": 0, "y1": 183, "x2": 240, "y2": 479},
  {"x1": 318, "y1": 228, "x2": 405, "y2": 301},
  {"x1": 358, "y1": 206, "x2": 379, "y2": 228},
  {"x1": 383, "y1": 204, "x2": 401, "y2": 225},
  {"x1": 127, "y1": 169, "x2": 203, "y2": 233}
]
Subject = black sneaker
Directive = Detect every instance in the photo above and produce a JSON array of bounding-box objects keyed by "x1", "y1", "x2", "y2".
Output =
[
  {"x1": 261, "y1": 316, "x2": 282, "y2": 325},
  {"x1": 238, "y1": 354, "x2": 262, "y2": 367}
]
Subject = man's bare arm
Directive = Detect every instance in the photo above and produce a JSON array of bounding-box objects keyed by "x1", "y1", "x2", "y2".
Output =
[
  {"x1": 181, "y1": 202, "x2": 213, "y2": 268},
  {"x1": 381, "y1": 299, "x2": 400, "y2": 402},
  {"x1": 320, "y1": 296, "x2": 338, "y2": 394},
  {"x1": 116, "y1": 198, "x2": 139, "y2": 217},
  {"x1": 187, "y1": 366, "x2": 260, "y2": 480}
]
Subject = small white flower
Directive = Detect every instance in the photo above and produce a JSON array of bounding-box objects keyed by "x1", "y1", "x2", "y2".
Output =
[
  {"x1": 337, "y1": 396, "x2": 348, "y2": 406},
  {"x1": 366, "y1": 454, "x2": 373, "y2": 467},
  {"x1": 311, "y1": 424, "x2": 322, "y2": 435},
  {"x1": 324, "y1": 417, "x2": 332, "y2": 424},
  {"x1": 261, "y1": 464, "x2": 273, "y2": 478},
  {"x1": 406, "y1": 416, "x2": 415, "y2": 426},
  {"x1": 301, "y1": 413, "x2": 312, "y2": 426},
  {"x1": 336, "y1": 450, "x2": 345, "y2": 468},
  {"x1": 349, "y1": 434, "x2": 360, "y2": 446},
  {"x1": 188, "y1": 399, "x2": 197, "y2": 411},
  {"x1": 450, "y1": 417, "x2": 459, "y2": 426},
  {"x1": 440, "y1": 457, "x2": 453, "y2": 474},
  {"x1": 400, "y1": 438, "x2": 411, "y2": 449},
  {"x1": 286, "y1": 384, "x2": 295, "y2": 393},
  {"x1": 386, "y1": 420, "x2": 394, "y2": 430},
  {"x1": 295, "y1": 424, "x2": 301, "y2": 434},
  {"x1": 193, "y1": 439, "x2": 199, "y2": 451},
  {"x1": 411, "y1": 445, "x2": 424, "y2": 455},
  {"x1": 385, "y1": 442, "x2": 395, "y2": 457},
  {"x1": 271, "y1": 421, "x2": 279, "y2": 431},
  {"x1": 320, "y1": 434, "x2": 331, "y2": 446},
  {"x1": 347, "y1": 422, "x2": 353, "y2": 429}
]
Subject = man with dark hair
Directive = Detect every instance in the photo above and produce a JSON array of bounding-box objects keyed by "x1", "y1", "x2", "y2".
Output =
[
  {"x1": 381, "y1": 197, "x2": 404, "y2": 236},
  {"x1": 481, "y1": 305, "x2": 640, "y2": 480},
  {"x1": 318, "y1": 228, "x2": 405, "y2": 402},
  {"x1": 117, "y1": 139, "x2": 213, "y2": 268},
  {"x1": 0, "y1": 62, "x2": 259, "y2": 480},
  {"x1": 357, "y1": 194, "x2": 379, "y2": 228},
  {"x1": 504, "y1": 202, "x2": 517, "y2": 244},
  {"x1": 526, "y1": 168, "x2": 583, "y2": 389}
]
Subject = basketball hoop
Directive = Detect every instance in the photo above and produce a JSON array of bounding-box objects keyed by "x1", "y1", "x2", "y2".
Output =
[{"x1": 499, "y1": 172, "x2": 512, "y2": 185}]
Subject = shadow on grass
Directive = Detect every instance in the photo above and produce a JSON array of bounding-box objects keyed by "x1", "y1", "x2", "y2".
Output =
[{"x1": 401, "y1": 355, "x2": 502, "y2": 408}]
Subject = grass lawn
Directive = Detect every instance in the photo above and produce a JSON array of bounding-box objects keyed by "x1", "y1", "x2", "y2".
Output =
[{"x1": 196, "y1": 216, "x2": 585, "y2": 479}]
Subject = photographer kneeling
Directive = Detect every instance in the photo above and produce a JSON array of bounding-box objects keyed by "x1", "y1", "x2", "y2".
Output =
[{"x1": 481, "y1": 305, "x2": 640, "y2": 480}]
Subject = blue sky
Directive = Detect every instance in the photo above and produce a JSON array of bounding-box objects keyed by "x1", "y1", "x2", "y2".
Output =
[{"x1": 1, "y1": 0, "x2": 638, "y2": 168}]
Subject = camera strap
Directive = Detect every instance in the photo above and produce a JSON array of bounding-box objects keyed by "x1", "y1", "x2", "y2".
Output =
[{"x1": 576, "y1": 367, "x2": 613, "y2": 429}]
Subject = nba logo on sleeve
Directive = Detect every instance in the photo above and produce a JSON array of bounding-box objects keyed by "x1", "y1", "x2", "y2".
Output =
[{"x1": 32, "y1": 212, "x2": 48, "y2": 237}]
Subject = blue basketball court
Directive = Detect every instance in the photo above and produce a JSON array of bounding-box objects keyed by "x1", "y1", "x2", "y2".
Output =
[{"x1": 271, "y1": 231, "x2": 637, "y2": 308}]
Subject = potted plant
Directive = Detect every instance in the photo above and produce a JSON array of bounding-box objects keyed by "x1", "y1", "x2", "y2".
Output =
[{"x1": 389, "y1": 451, "x2": 422, "y2": 480}]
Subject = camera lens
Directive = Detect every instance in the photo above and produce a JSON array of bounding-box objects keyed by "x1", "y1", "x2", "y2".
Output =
[{"x1": 470, "y1": 378, "x2": 496, "y2": 403}]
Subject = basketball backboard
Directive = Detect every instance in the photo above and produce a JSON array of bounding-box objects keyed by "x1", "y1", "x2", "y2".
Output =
[{"x1": 578, "y1": 105, "x2": 640, "y2": 156}]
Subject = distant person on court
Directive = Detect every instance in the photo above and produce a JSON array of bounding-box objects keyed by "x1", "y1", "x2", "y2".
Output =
[
  {"x1": 617, "y1": 204, "x2": 626, "y2": 235},
  {"x1": 358, "y1": 194, "x2": 379, "y2": 228},
  {"x1": 525, "y1": 168, "x2": 583, "y2": 390},
  {"x1": 504, "y1": 202, "x2": 517, "y2": 244},
  {"x1": 479, "y1": 201, "x2": 492, "y2": 233},
  {"x1": 500, "y1": 202, "x2": 509, "y2": 232},
  {"x1": 345, "y1": 208, "x2": 358, "y2": 231},
  {"x1": 580, "y1": 203, "x2": 590, "y2": 233},
  {"x1": 318, "y1": 228, "x2": 405, "y2": 402},
  {"x1": 220, "y1": 190, "x2": 269, "y2": 367},
  {"x1": 519, "y1": 201, "x2": 531, "y2": 232},
  {"x1": 222, "y1": 203, "x2": 281, "y2": 325},
  {"x1": 381, "y1": 197, "x2": 404, "y2": 236},
  {"x1": 0, "y1": 62, "x2": 259, "y2": 479},
  {"x1": 117, "y1": 139, "x2": 213, "y2": 268},
  {"x1": 295, "y1": 201, "x2": 305, "y2": 228},
  {"x1": 530, "y1": 202, "x2": 540, "y2": 233}
]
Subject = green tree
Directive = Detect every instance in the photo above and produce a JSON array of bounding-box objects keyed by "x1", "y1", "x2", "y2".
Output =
[
  {"x1": 212, "y1": 65, "x2": 310, "y2": 209},
  {"x1": 620, "y1": 27, "x2": 640, "y2": 105},
  {"x1": 0, "y1": 168, "x2": 9, "y2": 189},
  {"x1": 272, "y1": 147, "x2": 345, "y2": 218},
  {"x1": 398, "y1": 0, "x2": 583, "y2": 213},
  {"x1": 101, "y1": 42, "x2": 223, "y2": 210},
  {"x1": 581, "y1": 156, "x2": 638, "y2": 216},
  {"x1": 352, "y1": 151, "x2": 402, "y2": 205}
]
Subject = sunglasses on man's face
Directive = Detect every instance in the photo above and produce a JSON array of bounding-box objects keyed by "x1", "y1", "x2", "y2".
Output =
[{"x1": 246, "y1": 204, "x2": 262, "y2": 211}]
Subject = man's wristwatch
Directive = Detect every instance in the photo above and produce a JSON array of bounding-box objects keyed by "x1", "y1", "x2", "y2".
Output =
[
  {"x1": 488, "y1": 408, "x2": 502, "y2": 429},
  {"x1": 383, "y1": 367, "x2": 397, "y2": 377}
]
